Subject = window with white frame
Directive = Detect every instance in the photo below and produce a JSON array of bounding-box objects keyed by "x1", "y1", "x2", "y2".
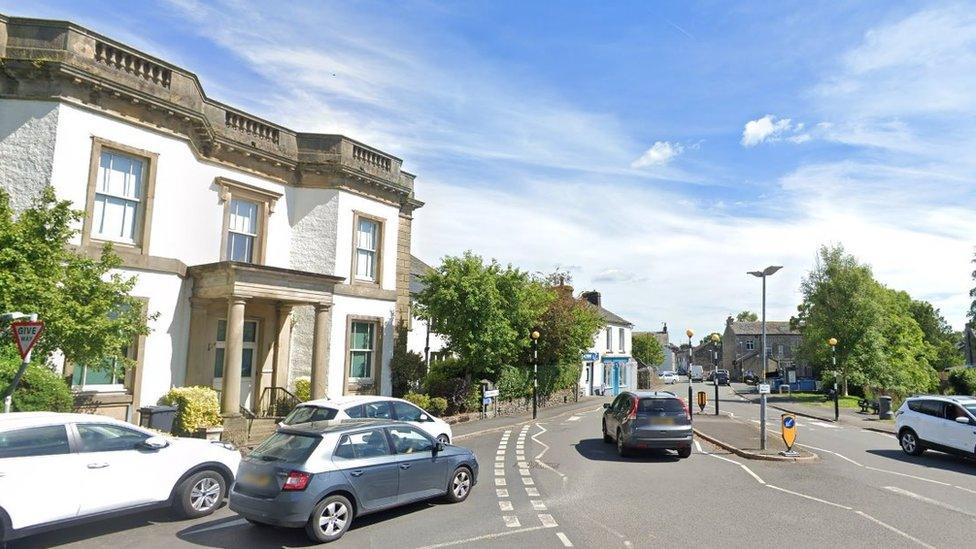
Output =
[
  {"x1": 214, "y1": 319, "x2": 258, "y2": 379},
  {"x1": 355, "y1": 217, "x2": 380, "y2": 281},
  {"x1": 745, "y1": 340, "x2": 755, "y2": 351},
  {"x1": 227, "y1": 199, "x2": 259, "y2": 263},
  {"x1": 91, "y1": 150, "x2": 145, "y2": 244},
  {"x1": 619, "y1": 328, "x2": 625, "y2": 354},
  {"x1": 606, "y1": 328, "x2": 612, "y2": 351},
  {"x1": 349, "y1": 321, "x2": 376, "y2": 379},
  {"x1": 71, "y1": 349, "x2": 128, "y2": 392}
]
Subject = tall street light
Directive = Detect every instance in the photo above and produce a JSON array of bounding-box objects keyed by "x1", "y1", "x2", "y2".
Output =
[
  {"x1": 711, "y1": 332, "x2": 721, "y2": 416},
  {"x1": 531, "y1": 330, "x2": 540, "y2": 420},
  {"x1": 747, "y1": 265, "x2": 782, "y2": 451},
  {"x1": 829, "y1": 338, "x2": 838, "y2": 421},
  {"x1": 686, "y1": 328, "x2": 694, "y2": 421}
]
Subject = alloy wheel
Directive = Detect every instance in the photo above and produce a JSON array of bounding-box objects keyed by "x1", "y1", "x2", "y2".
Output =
[
  {"x1": 452, "y1": 469, "x2": 471, "y2": 499},
  {"x1": 437, "y1": 434, "x2": 450, "y2": 444},
  {"x1": 318, "y1": 501, "x2": 349, "y2": 536},
  {"x1": 190, "y1": 477, "x2": 221, "y2": 511},
  {"x1": 901, "y1": 432, "x2": 917, "y2": 454}
]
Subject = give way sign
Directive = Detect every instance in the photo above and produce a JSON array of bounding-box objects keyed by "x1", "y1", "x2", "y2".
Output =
[{"x1": 10, "y1": 321, "x2": 44, "y2": 360}]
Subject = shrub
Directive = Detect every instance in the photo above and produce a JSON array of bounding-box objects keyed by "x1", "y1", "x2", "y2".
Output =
[
  {"x1": 390, "y1": 326, "x2": 426, "y2": 397},
  {"x1": 160, "y1": 386, "x2": 221, "y2": 436},
  {"x1": 948, "y1": 368, "x2": 976, "y2": 396},
  {"x1": 428, "y1": 397, "x2": 448, "y2": 416},
  {"x1": 0, "y1": 347, "x2": 72, "y2": 412},
  {"x1": 497, "y1": 364, "x2": 530, "y2": 400},
  {"x1": 293, "y1": 378, "x2": 311, "y2": 402},
  {"x1": 424, "y1": 358, "x2": 478, "y2": 415},
  {"x1": 403, "y1": 392, "x2": 431, "y2": 410}
]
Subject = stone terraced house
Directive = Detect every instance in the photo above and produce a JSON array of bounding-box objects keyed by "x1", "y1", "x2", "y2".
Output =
[{"x1": 0, "y1": 14, "x2": 423, "y2": 426}]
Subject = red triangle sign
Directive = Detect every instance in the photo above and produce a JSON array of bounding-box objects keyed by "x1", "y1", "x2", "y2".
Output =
[{"x1": 10, "y1": 321, "x2": 44, "y2": 360}]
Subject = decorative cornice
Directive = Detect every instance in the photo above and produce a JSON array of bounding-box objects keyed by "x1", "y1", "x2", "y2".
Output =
[{"x1": 0, "y1": 13, "x2": 421, "y2": 210}]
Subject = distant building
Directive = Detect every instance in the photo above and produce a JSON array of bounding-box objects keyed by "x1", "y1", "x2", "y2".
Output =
[
  {"x1": 633, "y1": 324, "x2": 671, "y2": 372},
  {"x1": 672, "y1": 343, "x2": 691, "y2": 374},
  {"x1": 721, "y1": 316, "x2": 810, "y2": 381},
  {"x1": 693, "y1": 339, "x2": 723, "y2": 371},
  {"x1": 578, "y1": 291, "x2": 636, "y2": 396}
]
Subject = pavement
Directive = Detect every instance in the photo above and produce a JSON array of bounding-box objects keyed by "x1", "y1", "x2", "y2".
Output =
[
  {"x1": 12, "y1": 384, "x2": 976, "y2": 548},
  {"x1": 730, "y1": 383, "x2": 898, "y2": 434},
  {"x1": 691, "y1": 413, "x2": 817, "y2": 461}
]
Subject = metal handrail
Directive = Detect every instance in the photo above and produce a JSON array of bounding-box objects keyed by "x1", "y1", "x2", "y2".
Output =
[{"x1": 259, "y1": 386, "x2": 301, "y2": 418}]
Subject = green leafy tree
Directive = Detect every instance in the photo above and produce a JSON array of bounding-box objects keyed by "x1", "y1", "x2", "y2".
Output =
[
  {"x1": 969, "y1": 249, "x2": 976, "y2": 323},
  {"x1": 632, "y1": 333, "x2": 665, "y2": 367},
  {"x1": 736, "y1": 311, "x2": 758, "y2": 322},
  {"x1": 0, "y1": 188, "x2": 153, "y2": 375},
  {"x1": 908, "y1": 299, "x2": 964, "y2": 372},
  {"x1": 414, "y1": 252, "x2": 550, "y2": 381},
  {"x1": 529, "y1": 276, "x2": 604, "y2": 393}
]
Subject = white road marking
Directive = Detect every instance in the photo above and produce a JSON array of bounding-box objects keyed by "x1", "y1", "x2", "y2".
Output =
[
  {"x1": 954, "y1": 485, "x2": 976, "y2": 495},
  {"x1": 496, "y1": 450, "x2": 505, "y2": 456},
  {"x1": 883, "y1": 486, "x2": 976, "y2": 519},
  {"x1": 416, "y1": 525, "x2": 553, "y2": 549},
  {"x1": 567, "y1": 416, "x2": 581, "y2": 422},
  {"x1": 531, "y1": 500, "x2": 547, "y2": 510},
  {"x1": 495, "y1": 477, "x2": 506, "y2": 486},
  {"x1": 810, "y1": 421, "x2": 839, "y2": 429},
  {"x1": 520, "y1": 468, "x2": 531, "y2": 476},
  {"x1": 522, "y1": 477, "x2": 535, "y2": 485},
  {"x1": 498, "y1": 500, "x2": 513, "y2": 511},
  {"x1": 495, "y1": 468, "x2": 505, "y2": 476},
  {"x1": 526, "y1": 487, "x2": 540, "y2": 496},
  {"x1": 864, "y1": 466, "x2": 951, "y2": 486},
  {"x1": 693, "y1": 440, "x2": 703, "y2": 453},
  {"x1": 854, "y1": 510, "x2": 937, "y2": 549},
  {"x1": 555, "y1": 532, "x2": 573, "y2": 547},
  {"x1": 534, "y1": 458, "x2": 566, "y2": 479},
  {"x1": 796, "y1": 443, "x2": 862, "y2": 466},
  {"x1": 496, "y1": 489, "x2": 508, "y2": 497},
  {"x1": 538, "y1": 514, "x2": 558, "y2": 528},
  {"x1": 503, "y1": 516, "x2": 521, "y2": 528},
  {"x1": 765, "y1": 484, "x2": 851, "y2": 510},
  {"x1": 705, "y1": 452, "x2": 766, "y2": 485}
]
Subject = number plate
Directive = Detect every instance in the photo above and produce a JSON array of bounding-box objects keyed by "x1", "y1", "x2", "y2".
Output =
[{"x1": 242, "y1": 472, "x2": 271, "y2": 486}]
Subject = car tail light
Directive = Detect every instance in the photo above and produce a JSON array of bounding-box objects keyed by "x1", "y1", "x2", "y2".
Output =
[
  {"x1": 678, "y1": 398, "x2": 691, "y2": 420},
  {"x1": 282, "y1": 471, "x2": 311, "y2": 491}
]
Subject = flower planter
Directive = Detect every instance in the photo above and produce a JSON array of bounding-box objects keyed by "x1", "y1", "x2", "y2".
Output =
[{"x1": 195, "y1": 426, "x2": 224, "y2": 441}]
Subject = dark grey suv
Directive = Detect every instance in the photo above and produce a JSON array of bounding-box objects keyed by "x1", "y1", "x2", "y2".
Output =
[
  {"x1": 229, "y1": 419, "x2": 478, "y2": 543},
  {"x1": 602, "y1": 391, "x2": 693, "y2": 458}
]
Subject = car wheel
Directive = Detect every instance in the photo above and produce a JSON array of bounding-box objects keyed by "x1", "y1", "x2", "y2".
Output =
[
  {"x1": 306, "y1": 494, "x2": 353, "y2": 543},
  {"x1": 444, "y1": 466, "x2": 473, "y2": 503},
  {"x1": 602, "y1": 420, "x2": 612, "y2": 443},
  {"x1": 899, "y1": 429, "x2": 925, "y2": 456},
  {"x1": 437, "y1": 433, "x2": 451, "y2": 444},
  {"x1": 173, "y1": 470, "x2": 226, "y2": 519},
  {"x1": 616, "y1": 429, "x2": 629, "y2": 457},
  {"x1": 677, "y1": 446, "x2": 692, "y2": 458}
]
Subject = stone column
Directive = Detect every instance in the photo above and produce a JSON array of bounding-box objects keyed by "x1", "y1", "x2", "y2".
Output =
[
  {"x1": 272, "y1": 303, "x2": 294, "y2": 391},
  {"x1": 184, "y1": 298, "x2": 209, "y2": 387},
  {"x1": 310, "y1": 303, "x2": 332, "y2": 400},
  {"x1": 221, "y1": 296, "x2": 247, "y2": 416}
]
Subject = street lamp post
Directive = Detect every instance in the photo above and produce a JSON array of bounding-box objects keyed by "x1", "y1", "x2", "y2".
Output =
[
  {"x1": 829, "y1": 338, "x2": 838, "y2": 422},
  {"x1": 711, "y1": 333, "x2": 720, "y2": 416},
  {"x1": 531, "y1": 330, "x2": 540, "y2": 420},
  {"x1": 748, "y1": 265, "x2": 782, "y2": 451},
  {"x1": 686, "y1": 329, "x2": 694, "y2": 421}
]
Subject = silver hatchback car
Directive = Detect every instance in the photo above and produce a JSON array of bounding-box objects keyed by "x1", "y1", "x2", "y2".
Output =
[
  {"x1": 230, "y1": 419, "x2": 478, "y2": 543},
  {"x1": 602, "y1": 391, "x2": 693, "y2": 458}
]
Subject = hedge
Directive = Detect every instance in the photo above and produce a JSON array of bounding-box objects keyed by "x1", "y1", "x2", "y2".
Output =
[
  {"x1": 948, "y1": 368, "x2": 976, "y2": 396},
  {"x1": 160, "y1": 386, "x2": 221, "y2": 436},
  {"x1": 0, "y1": 348, "x2": 72, "y2": 412}
]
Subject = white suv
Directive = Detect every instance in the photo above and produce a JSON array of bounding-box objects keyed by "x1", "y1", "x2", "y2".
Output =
[
  {"x1": 895, "y1": 395, "x2": 976, "y2": 458},
  {"x1": 0, "y1": 412, "x2": 241, "y2": 544},
  {"x1": 279, "y1": 395, "x2": 453, "y2": 443}
]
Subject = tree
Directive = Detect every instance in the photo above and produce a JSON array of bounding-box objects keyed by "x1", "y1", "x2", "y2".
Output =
[
  {"x1": 0, "y1": 188, "x2": 153, "y2": 373},
  {"x1": 908, "y1": 299, "x2": 964, "y2": 372},
  {"x1": 632, "y1": 333, "x2": 665, "y2": 367},
  {"x1": 736, "y1": 311, "x2": 758, "y2": 322},
  {"x1": 969, "y1": 249, "x2": 976, "y2": 323},
  {"x1": 795, "y1": 245, "x2": 937, "y2": 397},
  {"x1": 414, "y1": 252, "x2": 550, "y2": 381}
]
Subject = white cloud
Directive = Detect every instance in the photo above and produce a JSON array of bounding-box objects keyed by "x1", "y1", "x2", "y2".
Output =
[
  {"x1": 741, "y1": 115, "x2": 794, "y2": 147},
  {"x1": 631, "y1": 141, "x2": 683, "y2": 168},
  {"x1": 593, "y1": 269, "x2": 648, "y2": 284}
]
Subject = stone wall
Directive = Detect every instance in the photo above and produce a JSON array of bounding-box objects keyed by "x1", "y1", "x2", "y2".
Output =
[{"x1": 444, "y1": 388, "x2": 580, "y2": 424}]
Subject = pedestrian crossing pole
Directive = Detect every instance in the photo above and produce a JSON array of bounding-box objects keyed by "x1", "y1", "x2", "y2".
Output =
[
  {"x1": 531, "y1": 330, "x2": 540, "y2": 420},
  {"x1": 686, "y1": 329, "x2": 694, "y2": 422},
  {"x1": 829, "y1": 338, "x2": 838, "y2": 422}
]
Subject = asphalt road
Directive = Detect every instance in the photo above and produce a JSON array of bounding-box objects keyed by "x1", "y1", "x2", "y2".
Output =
[{"x1": 12, "y1": 385, "x2": 976, "y2": 548}]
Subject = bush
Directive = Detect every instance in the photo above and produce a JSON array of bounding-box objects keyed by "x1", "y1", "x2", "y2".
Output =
[
  {"x1": 403, "y1": 392, "x2": 431, "y2": 410},
  {"x1": 293, "y1": 378, "x2": 311, "y2": 402},
  {"x1": 424, "y1": 358, "x2": 478, "y2": 415},
  {"x1": 428, "y1": 397, "x2": 448, "y2": 416},
  {"x1": 0, "y1": 347, "x2": 72, "y2": 412},
  {"x1": 160, "y1": 386, "x2": 221, "y2": 436},
  {"x1": 390, "y1": 326, "x2": 426, "y2": 397},
  {"x1": 497, "y1": 364, "x2": 530, "y2": 400},
  {"x1": 948, "y1": 368, "x2": 976, "y2": 396}
]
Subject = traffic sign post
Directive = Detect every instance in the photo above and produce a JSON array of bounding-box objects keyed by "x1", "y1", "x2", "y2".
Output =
[
  {"x1": 714, "y1": 376, "x2": 720, "y2": 416},
  {"x1": 4, "y1": 314, "x2": 42, "y2": 413},
  {"x1": 779, "y1": 413, "x2": 799, "y2": 457},
  {"x1": 696, "y1": 390, "x2": 707, "y2": 412}
]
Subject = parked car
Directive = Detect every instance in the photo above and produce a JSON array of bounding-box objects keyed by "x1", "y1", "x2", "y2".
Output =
[
  {"x1": 0, "y1": 412, "x2": 240, "y2": 544},
  {"x1": 689, "y1": 365, "x2": 704, "y2": 382},
  {"x1": 280, "y1": 396, "x2": 453, "y2": 443},
  {"x1": 601, "y1": 391, "x2": 693, "y2": 458},
  {"x1": 742, "y1": 370, "x2": 758, "y2": 385},
  {"x1": 230, "y1": 419, "x2": 478, "y2": 543},
  {"x1": 714, "y1": 369, "x2": 730, "y2": 385},
  {"x1": 658, "y1": 371, "x2": 678, "y2": 385},
  {"x1": 895, "y1": 395, "x2": 976, "y2": 459}
]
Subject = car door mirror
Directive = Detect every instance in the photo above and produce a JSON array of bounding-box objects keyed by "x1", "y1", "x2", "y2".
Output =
[
  {"x1": 954, "y1": 416, "x2": 972, "y2": 425},
  {"x1": 139, "y1": 436, "x2": 169, "y2": 451},
  {"x1": 435, "y1": 441, "x2": 445, "y2": 453},
  {"x1": 419, "y1": 413, "x2": 430, "y2": 422}
]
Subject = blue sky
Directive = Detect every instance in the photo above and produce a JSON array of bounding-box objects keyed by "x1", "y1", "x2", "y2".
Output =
[{"x1": 6, "y1": 0, "x2": 975, "y2": 338}]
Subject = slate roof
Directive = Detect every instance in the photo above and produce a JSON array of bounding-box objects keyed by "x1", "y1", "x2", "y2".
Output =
[
  {"x1": 409, "y1": 255, "x2": 435, "y2": 295},
  {"x1": 728, "y1": 321, "x2": 798, "y2": 336},
  {"x1": 585, "y1": 302, "x2": 633, "y2": 327},
  {"x1": 634, "y1": 331, "x2": 669, "y2": 348}
]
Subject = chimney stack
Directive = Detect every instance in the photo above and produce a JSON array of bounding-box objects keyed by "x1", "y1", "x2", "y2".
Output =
[{"x1": 581, "y1": 290, "x2": 601, "y2": 307}]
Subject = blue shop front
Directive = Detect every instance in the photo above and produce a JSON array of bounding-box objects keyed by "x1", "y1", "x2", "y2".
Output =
[{"x1": 580, "y1": 354, "x2": 638, "y2": 396}]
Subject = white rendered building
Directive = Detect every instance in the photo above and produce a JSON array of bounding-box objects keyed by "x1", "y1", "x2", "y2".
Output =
[
  {"x1": 577, "y1": 291, "x2": 636, "y2": 396},
  {"x1": 0, "y1": 14, "x2": 422, "y2": 422}
]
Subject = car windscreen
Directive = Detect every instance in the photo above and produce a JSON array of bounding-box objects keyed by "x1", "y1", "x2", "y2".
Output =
[
  {"x1": 637, "y1": 398, "x2": 685, "y2": 415},
  {"x1": 283, "y1": 405, "x2": 339, "y2": 425},
  {"x1": 964, "y1": 403, "x2": 976, "y2": 417},
  {"x1": 249, "y1": 432, "x2": 320, "y2": 463}
]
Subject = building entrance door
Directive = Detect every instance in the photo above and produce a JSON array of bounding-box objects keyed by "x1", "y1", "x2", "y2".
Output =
[{"x1": 213, "y1": 319, "x2": 259, "y2": 409}]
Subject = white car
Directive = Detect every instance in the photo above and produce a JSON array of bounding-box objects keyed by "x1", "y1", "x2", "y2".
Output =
[
  {"x1": 280, "y1": 395, "x2": 453, "y2": 443},
  {"x1": 0, "y1": 412, "x2": 241, "y2": 544},
  {"x1": 659, "y1": 371, "x2": 678, "y2": 385},
  {"x1": 895, "y1": 395, "x2": 976, "y2": 458}
]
